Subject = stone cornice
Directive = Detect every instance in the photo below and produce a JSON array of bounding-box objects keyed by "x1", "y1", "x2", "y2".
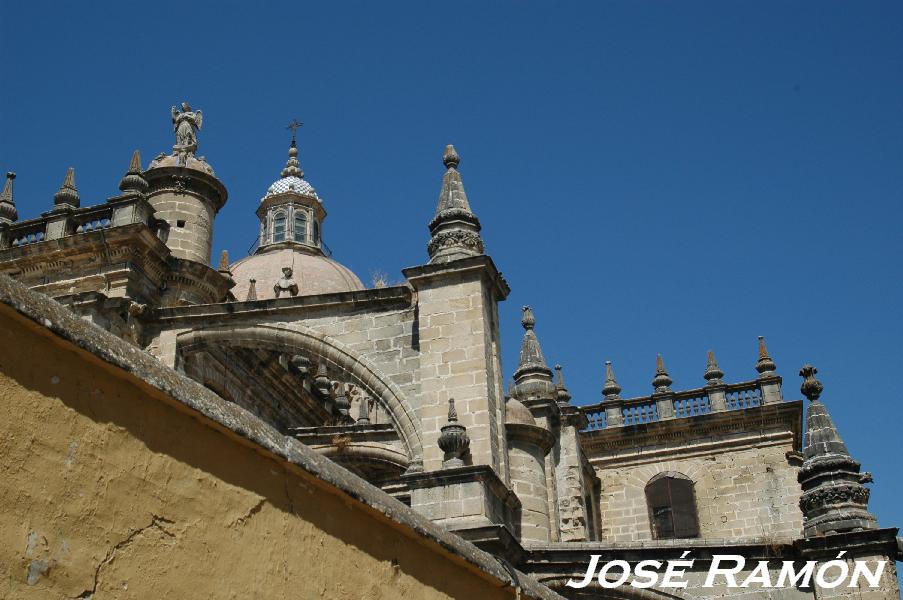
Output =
[{"x1": 150, "y1": 284, "x2": 414, "y2": 324}]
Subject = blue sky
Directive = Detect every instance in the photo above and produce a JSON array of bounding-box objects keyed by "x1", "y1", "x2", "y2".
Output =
[{"x1": 3, "y1": 0, "x2": 902, "y2": 551}]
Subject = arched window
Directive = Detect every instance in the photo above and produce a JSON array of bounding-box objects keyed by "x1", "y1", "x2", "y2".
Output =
[
  {"x1": 645, "y1": 473, "x2": 699, "y2": 539},
  {"x1": 294, "y1": 212, "x2": 307, "y2": 243},
  {"x1": 273, "y1": 212, "x2": 286, "y2": 243},
  {"x1": 313, "y1": 221, "x2": 320, "y2": 246}
]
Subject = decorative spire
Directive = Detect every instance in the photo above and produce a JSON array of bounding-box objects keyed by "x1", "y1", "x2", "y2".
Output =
[
  {"x1": 357, "y1": 395, "x2": 371, "y2": 425},
  {"x1": 797, "y1": 365, "x2": 877, "y2": 536},
  {"x1": 427, "y1": 144, "x2": 484, "y2": 263},
  {"x1": 555, "y1": 364, "x2": 572, "y2": 404},
  {"x1": 437, "y1": 398, "x2": 470, "y2": 468},
  {"x1": 652, "y1": 354, "x2": 673, "y2": 394},
  {"x1": 0, "y1": 172, "x2": 17, "y2": 224},
  {"x1": 245, "y1": 278, "x2": 257, "y2": 301},
  {"x1": 602, "y1": 360, "x2": 622, "y2": 399},
  {"x1": 704, "y1": 350, "x2": 725, "y2": 386},
  {"x1": 755, "y1": 336, "x2": 777, "y2": 377},
  {"x1": 512, "y1": 306, "x2": 555, "y2": 400},
  {"x1": 53, "y1": 167, "x2": 80, "y2": 209},
  {"x1": 119, "y1": 150, "x2": 148, "y2": 194}
]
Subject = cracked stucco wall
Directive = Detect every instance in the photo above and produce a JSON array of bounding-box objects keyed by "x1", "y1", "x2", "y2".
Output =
[{"x1": 0, "y1": 303, "x2": 529, "y2": 600}]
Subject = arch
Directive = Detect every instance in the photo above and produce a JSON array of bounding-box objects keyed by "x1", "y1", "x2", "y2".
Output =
[
  {"x1": 645, "y1": 472, "x2": 699, "y2": 539},
  {"x1": 175, "y1": 324, "x2": 423, "y2": 470}
]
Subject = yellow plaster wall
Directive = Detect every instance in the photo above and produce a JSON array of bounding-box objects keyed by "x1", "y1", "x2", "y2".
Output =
[{"x1": 0, "y1": 304, "x2": 522, "y2": 599}]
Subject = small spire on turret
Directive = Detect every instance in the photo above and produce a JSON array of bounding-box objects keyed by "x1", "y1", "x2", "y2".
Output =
[
  {"x1": 281, "y1": 121, "x2": 305, "y2": 179},
  {"x1": 603, "y1": 360, "x2": 622, "y2": 399},
  {"x1": 119, "y1": 150, "x2": 148, "y2": 194},
  {"x1": 797, "y1": 364, "x2": 878, "y2": 536},
  {"x1": 0, "y1": 172, "x2": 17, "y2": 224},
  {"x1": 652, "y1": 354, "x2": 673, "y2": 394},
  {"x1": 755, "y1": 336, "x2": 777, "y2": 377},
  {"x1": 555, "y1": 364, "x2": 572, "y2": 404},
  {"x1": 427, "y1": 144, "x2": 484, "y2": 263},
  {"x1": 53, "y1": 167, "x2": 80, "y2": 209},
  {"x1": 704, "y1": 350, "x2": 725, "y2": 386}
]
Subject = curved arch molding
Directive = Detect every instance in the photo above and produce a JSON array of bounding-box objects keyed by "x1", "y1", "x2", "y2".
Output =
[{"x1": 176, "y1": 324, "x2": 423, "y2": 470}]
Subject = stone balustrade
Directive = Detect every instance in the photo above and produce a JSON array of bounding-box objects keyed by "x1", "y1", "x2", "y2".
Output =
[
  {"x1": 580, "y1": 379, "x2": 778, "y2": 432},
  {"x1": 0, "y1": 195, "x2": 166, "y2": 250}
]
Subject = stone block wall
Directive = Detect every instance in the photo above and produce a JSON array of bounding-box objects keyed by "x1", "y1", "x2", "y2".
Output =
[
  {"x1": 147, "y1": 191, "x2": 214, "y2": 264},
  {"x1": 594, "y1": 435, "x2": 803, "y2": 543}
]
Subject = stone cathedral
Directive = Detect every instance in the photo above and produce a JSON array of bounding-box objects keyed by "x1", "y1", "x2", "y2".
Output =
[{"x1": 0, "y1": 105, "x2": 899, "y2": 599}]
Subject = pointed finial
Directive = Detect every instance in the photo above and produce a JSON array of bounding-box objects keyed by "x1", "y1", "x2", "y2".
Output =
[
  {"x1": 506, "y1": 378, "x2": 515, "y2": 399},
  {"x1": 755, "y1": 336, "x2": 777, "y2": 377},
  {"x1": 603, "y1": 360, "x2": 622, "y2": 399},
  {"x1": 280, "y1": 126, "x2": 304, "y2": 178},
  {"x1": 799, "y1": 364, "x2": 824, "y2": 402},
  {"x1": 555, "y1": 364, "x2": 572, "y2": 404},
  {"x1": 652, "y1": 354, "x2": 673, "y2": 393},
  {"x1": 447, "y1": 397, "x2": 459, "y2": 422},
  {"x1": 119, "y1": 150, "x2": 148, "y2": 193},
  {"x1": 438, "y1": 397, "x2": 469, "y2": 468},
  {"x1": 53, "y1": 167, "x2": 80, "y2": 208},
  {"x1": 704, "y1": 350, "x2": 725, "y2": 385},
  {"x1": 218, "y1": 250, "x2": 230, "y2": 272},
  {"x1": 443, "y1": 144, "x2": 460, "y2": 169},
  {"x1": 0, "y1": 172, "x2": 16, "y2": 223},
  {"x1": 246, "y1": 278, "x2": 257, "y2": 301},
  {"x1": 521, "y1": 305, "x2": 536, "y2": 330},
  {"x1": 334, "y1": 382, "x2": 351, "y2": 419}
]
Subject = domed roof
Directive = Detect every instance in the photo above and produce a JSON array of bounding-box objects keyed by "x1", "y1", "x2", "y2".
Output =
[
  {"x1": 265, "y1": 175, "x2": 318, "y2": 200},
  {"x1": 147, "y1": 152, "x2": 217, "y2": 176},
  {"x1": 230, "y1": 248, "x2": 364, "y2": 300},
  {"x1": 505, "y1": 397, "x2": 536, "y2": 425}
]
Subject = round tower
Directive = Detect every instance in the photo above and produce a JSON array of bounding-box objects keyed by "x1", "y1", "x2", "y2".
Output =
[{"x1": 143, "y1": 103, "x2": 227, "y2": 264}]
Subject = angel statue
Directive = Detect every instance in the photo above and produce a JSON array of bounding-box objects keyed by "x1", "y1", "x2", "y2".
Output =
[{"x1": 171, "y1": 102, "x2": 203, "y2": 156}]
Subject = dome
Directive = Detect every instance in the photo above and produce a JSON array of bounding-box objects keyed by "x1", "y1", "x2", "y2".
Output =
[
  {"x1": 505, "y1": 397, "x2": 536, "y2": 425},
  {"x1": 265, "y1": 176, "x2": 318, "y2": 200},
  {"x1": 146, "y1": 152, "x2": 216, "y2": 176},
  {"x1": 230, "y1": 248, "x2": 364, "y2": 300}
]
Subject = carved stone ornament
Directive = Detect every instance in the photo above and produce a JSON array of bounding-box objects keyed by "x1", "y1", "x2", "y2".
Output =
[
  {"x1": 799, "y1": 484, "x2": 871, "y2": 513},
  {"x1": 273, "y1": 267, "x2": 299, "y2": 298},
  {"x1": 437, "y1": 398, "x2": 470, "y2": 468},
  {"x1": 426, "y1": 229, "x2": 484, "y2": 258}
]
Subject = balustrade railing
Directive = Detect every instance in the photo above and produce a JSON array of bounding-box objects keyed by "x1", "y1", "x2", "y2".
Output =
[
  {"x1": 10, "y1": 221, "x2": 46, "y2": 247},
  {"x1": 673, "y1": 391, "x2": 711, "y2": 418},
  {"x1": 622, "y1": 399, "x2": 659, "y2": 425},
  {"x1": 724, "y1": 383, "x2": 761, "y2": 410},
  {"x1": 1, "y1": 196, "x2": 154, "y2": 250},
  {"x1": 579, "y1": 379, "x2": 768, "y2": 431}
]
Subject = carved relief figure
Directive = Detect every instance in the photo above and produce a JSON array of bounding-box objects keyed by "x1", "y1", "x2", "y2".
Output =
[{"x1": 171, "y1": 102, "x2": 203, "y2": 156}]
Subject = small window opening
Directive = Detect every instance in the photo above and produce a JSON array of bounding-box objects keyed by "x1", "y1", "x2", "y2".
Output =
[
  {"x1": 176, "y1": 220, "x2": 186, "y2": 228},
  {"x1": 294, "y1": 212, "x2": 307, "y2": 243},
  {"x1": 645, "y1": 474, "x2": 700, "y2": 539},
  {"x1": 273, "y1": 212, "x2": 286, "y2": 242}
]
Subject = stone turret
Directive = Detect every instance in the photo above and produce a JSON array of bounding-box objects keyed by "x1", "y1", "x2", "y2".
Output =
[
  {"x1": 427, "y1": 145, "x2": 484, "y2": 263},
  {"x1": 0, "y1": 172, "x2": 17, "y2": 224},
  {"x1": 144, "y1": 102, "x2": 227, "y2": 265},
  {"x1": 797, "y1": 364, "x2": 878, "y2": 537}
]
